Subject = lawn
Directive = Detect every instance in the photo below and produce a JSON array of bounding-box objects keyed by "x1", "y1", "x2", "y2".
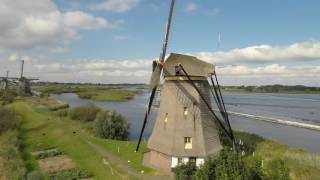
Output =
[{"x1": 10, "y1": 99, "x2": 155, "y2": 179}]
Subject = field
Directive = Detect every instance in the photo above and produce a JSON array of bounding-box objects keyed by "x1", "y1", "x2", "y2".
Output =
[
  {"x1": 0, "y1": 94, "x2": 320, "y2": 179},
  {"x1": 32, "y1": 84, "x2": 143, "y2": 102},
  {"x1": 4, "y1": 97, "x2": 168, "y2": 179}
]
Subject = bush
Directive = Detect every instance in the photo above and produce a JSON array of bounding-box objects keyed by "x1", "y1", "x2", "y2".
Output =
[
  {"x1": 194, "y1": 157, "x2": 216, "y2": 180},
  {"x1": 69, "y1": 104, "x2": 100, "y2": 122},
  {"x1": 0, "y1": 107, "x2": 20, "y2": 134},
  {"x1": 95, "y1": 110, "x2": 129, "y2": 140},
  {"x1": 49, "y1": 168, "x2": 92, "y2": 179},
  {"x1": 215, "y1": 149, "x2": 249, "y2": 180},
  {"x1": 175, "y1": 162, "x2": 197, "y2": 180}
]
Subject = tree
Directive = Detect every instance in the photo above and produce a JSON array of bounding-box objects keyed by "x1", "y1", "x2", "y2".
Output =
[{"x1": 95, "y1": 110, "x2": 129, "y2": 140}]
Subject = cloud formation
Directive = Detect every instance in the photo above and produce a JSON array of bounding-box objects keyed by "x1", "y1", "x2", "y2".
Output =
[
  {"x1": 0, "y1": 0, "x2": 112, "y2": 51},
  {"x1": 1, "y1": 41, "x2": 319, "y2": 86},
  {"x1": 193, "y1": 41, "x2": 320, "y2": 65},
  {"x1": 90, "y1": 0, "x2": 139, "y2": 13}
]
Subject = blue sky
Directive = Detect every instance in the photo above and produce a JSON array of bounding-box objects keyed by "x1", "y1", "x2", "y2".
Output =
[
  {"x1": 1, "y1": 0, "x2": 320, "y2": 85},
  {"x1": 52, "y1": 0, "x2": 320, "y2": 60}
]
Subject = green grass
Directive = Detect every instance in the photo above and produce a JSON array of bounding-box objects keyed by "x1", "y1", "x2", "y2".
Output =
[
  {"x1": 92, "y1": 138, "x2": 153, "y2": 173},
  {"x1": 9, "y1": 98, "x2": 154, "y2": 179},
  {"x1": 0, "y1": 130, "x2": 27, "y2": 179},
  {"x1": 235, "y1": 132, "x2": 320, "y2": 180},
  {"x1": 33, "y1": 85, "x2": 140, "y2": 102}
]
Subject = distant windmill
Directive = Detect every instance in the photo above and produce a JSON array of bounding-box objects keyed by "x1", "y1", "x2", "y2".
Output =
[
  {"x1": 0, "y1": 60, "x2": 39, "y2": 96},
  {"x1": 0, "y1": 71, "x2": 10, "y2": 90},
  {"x1": 16, "y1": 60, "x2": 39, "y2": 96},
  {"x1": 136, "y1": 0, "x2": 235, "y2": 173}
]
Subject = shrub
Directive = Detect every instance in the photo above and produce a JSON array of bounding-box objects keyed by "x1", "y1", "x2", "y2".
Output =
[
  {"x1": 69, "y1": 104, "x2": 100, "y2": 122},
  {"x1": 194, "y1": 157, "x2": 216, "y2": 180},
  {"x1": 49, "y1": 168, "x2": 92, "y2": 179},
  {"x1": 0, "y1": 107, "x2": 20, "y2": 134},
  {"x1": 95, "y1": 110, "x2": 129, "y2": 140},
  {"x1": 175, "y1": 161, "x2": 197, "y2": 180},
  {"x1": 215, "y1": 148, "x2": 249, "y2": 180}
]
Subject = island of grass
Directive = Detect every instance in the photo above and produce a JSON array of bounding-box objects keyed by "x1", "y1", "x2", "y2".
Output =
[
  {"x1": 32, "y1": 84, "x2": 143, "y2": 102},
  {"x1": 1, "y1": 94, "x2": 320, "y2": 179}
]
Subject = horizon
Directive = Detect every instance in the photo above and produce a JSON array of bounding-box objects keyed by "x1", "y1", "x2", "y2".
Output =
[{"x1": 1, "y1": 0, "x2": 320, "y2": 86}]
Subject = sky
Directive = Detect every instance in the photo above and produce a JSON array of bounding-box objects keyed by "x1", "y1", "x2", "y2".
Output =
[{"x1": 0, "y1": 0, "x2": 320, "y2": 86}]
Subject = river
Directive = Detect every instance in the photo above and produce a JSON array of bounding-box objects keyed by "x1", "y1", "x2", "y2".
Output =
[{"x1": 51, "y1": 92, "x2": 320, "y2": 153}]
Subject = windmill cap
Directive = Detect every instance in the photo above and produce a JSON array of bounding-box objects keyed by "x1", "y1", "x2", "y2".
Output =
[{"x1": 163, "y1": 53, "x2": 215, "y2": 77}]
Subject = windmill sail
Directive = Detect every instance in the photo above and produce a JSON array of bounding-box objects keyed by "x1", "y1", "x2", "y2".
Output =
[{"x1": 136, "y1": 0, "x2": 177, "y2": 152}]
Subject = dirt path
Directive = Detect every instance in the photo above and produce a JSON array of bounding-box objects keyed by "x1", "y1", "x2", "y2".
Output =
[
  {"x1": 84, "y1": 138, "x2": 172, "y2": 180},
  {"x1": 87, "y1": 140, "x2": 173, "y2": 180}
]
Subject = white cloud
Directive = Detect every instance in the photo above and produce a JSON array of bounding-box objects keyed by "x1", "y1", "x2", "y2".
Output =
[
  {"x1": 193, "y1": 41, "x2": 320, "y2": 65},
  {"x1": 63, "y1": 11, "x2": 112, "y2": 30},
  {"x1": 0, "y1": 0, "x2": 113, "y2": 51},
  {"x1": 1, "y1": 41, "x2": 320, "y2": 86},
  {"x1": 185, "y1": 3, "x2": 198, "y2": 13},
  {"x1": 90, "y1": 0, "x2": 139, "y2": 13}
]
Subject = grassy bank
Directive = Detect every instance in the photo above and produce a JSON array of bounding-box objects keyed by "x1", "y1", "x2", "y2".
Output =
[
  {"x1": 7, "y1": 98, "x2": 158, "y2": 179},
  {"x1": 33, "y1": 84, "x2": 142, "y2": 102},
  {"x1": 235, "y1": 132, "x2": 320, "y2": 179},
  {"x1": 1, "y1": 96, "x2": 319, "y2": 179}
]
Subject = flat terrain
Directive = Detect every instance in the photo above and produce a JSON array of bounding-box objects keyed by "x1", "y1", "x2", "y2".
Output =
[
  {"x1": 9, "y1": 97, "x2": 169, "y2": 179},
  {"x1": 33, "y1": 84, "x2": 142, "y2": 102},
  {"x1": 0, "y1": 94, "x2": 319, "y2": 179}
]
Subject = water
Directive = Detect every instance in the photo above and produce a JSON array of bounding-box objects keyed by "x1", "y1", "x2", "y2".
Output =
[{"x1": 51, "y1": 92, "x2": 320, "y2": 153}]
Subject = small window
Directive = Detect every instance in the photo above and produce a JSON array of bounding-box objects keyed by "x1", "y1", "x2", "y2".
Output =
[
  {"x1": 164, "y1": 113, "x2": 168, "y2": 123},
  {"x1": 184, "y1": 107, "x2": 188, "y2": 116},
  {"x1": 189, "y1": 157, "x2": 196, "y2": 163},
  {"x1": 184, "y1": 137, "x2": 192, "y2": 149}
]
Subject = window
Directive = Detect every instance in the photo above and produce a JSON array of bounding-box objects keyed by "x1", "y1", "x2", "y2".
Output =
[
  {"x1": 178, "y1": 158, "x2": 183, "y2": 165},
  {"x1": 189, "y1": 157, "x2": 196, "y2": 163},
  {"x1": 164, "y1": 113, "x2": 168, "y2": 123},
  {"x1": 184, "y1": 107, "x2": 188, "y2": 116},
  {"x1": 184, "y1": 137, "x2": 192, "y2": 149}
]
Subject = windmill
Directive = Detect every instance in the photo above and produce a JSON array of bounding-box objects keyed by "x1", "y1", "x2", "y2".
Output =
[
  {"x1": 135, "y1": 0, "x2": 236, "y2": 173},
  {"x1": 16, "y1": 60, "x2": 39, "y2": 96},
  {"x1": 0, "y1": 60, "x2": 38, "y2": 96}
]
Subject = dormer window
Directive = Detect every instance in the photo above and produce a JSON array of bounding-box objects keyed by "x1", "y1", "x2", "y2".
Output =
[
  {"x1": 184, "y1": 107, "x2": 188, "y2": 116},
  {"x1": 184, "y1": 137, "x2": 192, "y2": 149},
  {"x1": 164, "y1": 113, "x2": 168, "y2": 123}
]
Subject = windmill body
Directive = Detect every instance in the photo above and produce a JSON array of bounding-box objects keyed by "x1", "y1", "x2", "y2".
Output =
[{"x1": 143, "y1": 53, "x2": 223, "y2": 173}]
